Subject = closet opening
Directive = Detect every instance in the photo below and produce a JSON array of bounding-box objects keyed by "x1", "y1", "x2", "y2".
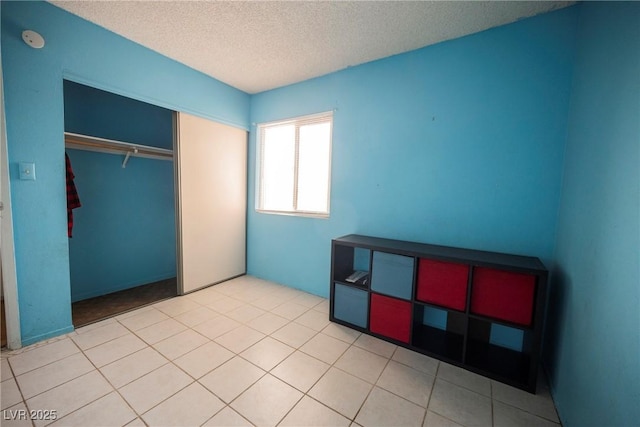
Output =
[{"x1": 63, "y1": 80, "x2": 178, "y2": 327}]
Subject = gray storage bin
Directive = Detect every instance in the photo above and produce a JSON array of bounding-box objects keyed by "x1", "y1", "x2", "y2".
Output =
[
  {"x1": 370, "y1": 251, "x2": 414, "y2": 300},
  {"x1": 333, "y1": 283, "x2": 368, "y2": 328}
]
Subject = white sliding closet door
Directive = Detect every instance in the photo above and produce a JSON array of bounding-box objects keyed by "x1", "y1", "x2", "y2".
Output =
[{"x1": 175, "y1": 112, "x2": 247, "y2": 294}]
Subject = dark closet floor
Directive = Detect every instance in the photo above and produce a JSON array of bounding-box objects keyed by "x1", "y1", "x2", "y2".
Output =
[{"x1": 72, "y1": 278, "x2": 177, "y2": 328}]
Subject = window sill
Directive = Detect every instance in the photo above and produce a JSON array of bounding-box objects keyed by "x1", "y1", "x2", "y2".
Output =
[{"x1": 256, "y1": 209, "x2": 329, "y2": 219}]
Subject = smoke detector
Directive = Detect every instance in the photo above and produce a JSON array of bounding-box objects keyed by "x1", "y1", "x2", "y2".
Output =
[{"x1": 22, "y1": 30, "x2": 45, "y2": 49}]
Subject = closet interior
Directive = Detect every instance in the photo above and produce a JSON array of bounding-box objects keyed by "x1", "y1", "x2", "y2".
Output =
[{"x1": 64, "y1": 80, "x2": 178, "y2": 327}]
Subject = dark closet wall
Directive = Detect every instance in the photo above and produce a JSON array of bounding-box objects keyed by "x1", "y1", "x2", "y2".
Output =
[{"x1": 64, "y1": 81, "x2": 177, "y2": 301}]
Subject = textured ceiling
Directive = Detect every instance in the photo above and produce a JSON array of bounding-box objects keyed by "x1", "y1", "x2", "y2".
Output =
[{"x1": 51, "y1": 1, "x2": 574, "y2": 94}]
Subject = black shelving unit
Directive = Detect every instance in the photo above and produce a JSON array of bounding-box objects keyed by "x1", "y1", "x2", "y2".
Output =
[{"x1": 329, "y1": 234, "x2": 548, "y2": 393}]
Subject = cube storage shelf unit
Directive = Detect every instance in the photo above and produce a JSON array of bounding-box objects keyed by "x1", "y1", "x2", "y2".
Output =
[{"x1": 330, "y1": 234, "x2": 548, "y2": 393}]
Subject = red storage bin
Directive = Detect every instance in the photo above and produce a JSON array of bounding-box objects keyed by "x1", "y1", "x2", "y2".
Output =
[
  {"x1": 471, "y1": 267, "x2": 536, "y2": 326},
  {"x1": 369, "y1": 293, "x2": 412, "y2": 343},
  {"x1": 416, "y1": 259, "x2": 469, "y2": 311}
]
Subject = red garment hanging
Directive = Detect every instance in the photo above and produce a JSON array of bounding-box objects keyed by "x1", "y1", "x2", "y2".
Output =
[{"x1": 65, "y1": 153, "x2": 81, "y2": 237}]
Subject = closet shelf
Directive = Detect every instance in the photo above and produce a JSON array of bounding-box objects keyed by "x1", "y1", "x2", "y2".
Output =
[{"x1": 64, "y1": 132, "x2": 173, "y2": 167}]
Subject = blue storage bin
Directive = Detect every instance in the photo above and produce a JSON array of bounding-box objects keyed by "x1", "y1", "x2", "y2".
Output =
[
  {"x1": 370, "y1": 251, "x2": 414, "y2": 300},
  {"x1": 333, "y1": 283, "x2": 369, "y2": 328}
]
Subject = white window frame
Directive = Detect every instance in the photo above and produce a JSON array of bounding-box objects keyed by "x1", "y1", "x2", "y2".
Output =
[{"x1": 256, "y1": 111, "x2": 333, "y2": 218}]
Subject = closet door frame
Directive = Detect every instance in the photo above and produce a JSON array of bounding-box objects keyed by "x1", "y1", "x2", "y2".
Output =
[{"x1": 173, "y1": 112, "x2": 247, "y2": 295}]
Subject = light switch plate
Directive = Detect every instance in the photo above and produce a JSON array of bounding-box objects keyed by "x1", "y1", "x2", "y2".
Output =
[{"x1": 19, "y1": 162, "x2": 36, "y2": 180}]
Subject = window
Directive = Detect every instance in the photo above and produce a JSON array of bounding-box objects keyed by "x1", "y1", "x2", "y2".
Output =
[{"x1": 257, "y1": 112, "x2": 333, "y2": 217}]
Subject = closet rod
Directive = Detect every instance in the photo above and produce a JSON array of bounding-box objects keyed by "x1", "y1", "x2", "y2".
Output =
[{"x1": 64, "y1": 132, "x2": 173, "y2": 163}]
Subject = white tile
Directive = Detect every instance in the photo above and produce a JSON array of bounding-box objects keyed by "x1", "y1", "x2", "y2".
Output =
[
  {"x1": 271, "y1": 322, "x2": 317, "y2": 348},
  {"x1": 26, "y1": 371, "x2": 113, "y2": 427},
  {"x1": 313, "y1": 299, "x2": 330, "y2": 314},
  {"x1": 240, "y1": 337, "x2": 294, "y2": 371},
  {"x1": 8, "y1": 339, "x2": 79, "y2": 376},
  {"x1": 73, "y1": 317, "x2": 116, "y2": 334},
  {"x1": 231, "y1": 374, "x2": 302, "y2": 427},
  {"x1": 1, "y1": 377, "x2": 23, "y2": 410},
  {"x1": 423, "y1": 410, "x2": 463, "y2": 427},
  {"x1": 429, "y1": 379, "x2": 492, "y2": 427},
  {"x1": 1, "y1": 402, "x2": 32, "y2": 427},
  {"x1": 142, "y1": 382, "x2": 224, "y2": 427},
  {"x1": 295, "y1": 309, "x2": 331, "y2": 331},
  {"x1": 207, "y1": 296, "x2": 245, "y2": 313},
  {"x1": 118, "y1": 308, "x2": 169, "y2": 331},
  {"x1": 271, "y1": 301, "x2": 309, "y2": 320},
  {"x1": 322, "y1": 322, "x2": 361, "y2": 344},
  {"x1": 280, "y1": 395, "x2": 350, "y2": 427},
  {"x1": 215, "y1": 325, "x2": 265, "y2": 353},
  {"x1": 83, "y1": 333, "x2": 147, "y2": 367},
  {"x1": 355, "y1": 386, "x2": 425, "y2": 427},
  {"x1": 186, "y1": 287, "x2": 225, "y2": 306},
  {"x1": 193, "y1": 316, "x2": 241, "y2": 340},
  {"x1": 335, "y1": 346, "x2": 388, "y2": 383},
  {"x1": 212, "y1": 279, "x2": 246, "y2": 296},
  {"x1": 152, "y1": 329, "x2": 209, "y2": 360},
  {"x1": 124, "y1": 418, "x2": 146, "y2": 427},
  {"x1": 353, "y1": 334, "x2": 396, "y2": 358},
  {"x1": 49, "y1": 392, "x2": 136, "y2": 427},
  {"x1": 226, "y1": 304, "x2": 266, "y2": 323},
  {"x1": 100, "y1": 347, "x2": 167, "y2": 388},
  {"x1": 290, "y1": 293, "x2": 326, "y2": 308},
  {"x1": 234, "y1": 287, "x2": 272, "y2": 303},
  {"x1": 246, "y1": 312, "x2": 289, "y2": 335},
  {"x1": 153, "y1": 296, "x2": 200, "y2": 317},
  {"x1": 115, "y1": 305, "x2": 154, "y2": 321},
  {"x1": 16, "y1": 352, "x2": 94, "y2": 399},
  {"x1": 227, "y1": 290, "x2": 260, "y2": 303},
  {"x1": 70, "y1": 322, "x2": 129, "y2": 350},
  {"x1": 377, "y1": 360, "x2": 435, "y2": 407},
  {"x1": 392, "y1": 347, "x2": 439, "y2": 375},
  {"x1": 202, "y1": 407, "x2": 252, "y2": 426},
  {"x1": 173, "y1": 341, "x2": 233, "y2": 379},
  {"x1": 271, "y1": 351, "x2": 330, "y2": 392},
  {"x1": 300, "y1": 333, "x2": 349, "y2": 364},
  {"x1": 119, "y1": 364, "x2": 192, "y2": 414},
  {"x1": 437, "y1": 363, "x2": 491, "y2": 396},
  {"x1": 1, "y1": 358, "x2": 13, "y2": 381},
  {"x1": 199, "y1": 356, "x2": 265, "y2": 403},
  {"x1": 134, "y1": 318, "x2": 187, "y2": 344},
  {"x1": 174, "y1": 306, "x2": 218, "y2": 328},
  {"x1": 270, "y1": 287, "x2": 300, "y2": 302},
  {"x1": 493, "y1": 400, "x2": 561, "y2": 427},
  {"x1": 308, "y1": 367, "x2": 372, "y2": 419},
  {"x1": 492, "y1": 380, "x2": 560, "y2": 423},
  {"x1": 251, "y1": 294, "x2": 287, "y2": 311}
]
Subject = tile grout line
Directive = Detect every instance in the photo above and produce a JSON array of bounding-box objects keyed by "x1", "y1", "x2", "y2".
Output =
[
  {"x1": 4, "y1": 278, "x2": 561, "y2": 427},
  {"x1": 73, "y1": 335, "x2": 151, "y2": 426}
]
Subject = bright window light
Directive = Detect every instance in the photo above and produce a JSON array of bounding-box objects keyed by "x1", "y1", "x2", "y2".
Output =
[{"x1": 257, "y1": 112, "x2": 333, "y2": 217}]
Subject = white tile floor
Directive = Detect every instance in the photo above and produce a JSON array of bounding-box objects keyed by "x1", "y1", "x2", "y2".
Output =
[{"x1": 1, "y1": 275, "x2": 561, "y2": 427}]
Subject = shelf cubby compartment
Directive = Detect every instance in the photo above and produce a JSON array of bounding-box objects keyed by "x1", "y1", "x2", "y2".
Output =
[
  {"x1": 330, "y1": 234, "x2": 547, "y2": 393},
  {"x1": 465, "y1": 318, "x2": 533, "y2": 389},
  {"x1": 370, "y1": 293, "x2": 412, "y2": 343},
  {"x1": 412, "y1": 304, "x2": 464, "y2": 362},
  {"x1": 332, "y1": 245, "x2": 371, "y2": 286},
  {"x1": 471, "y1": 267, "x2": 537, "y2": 326},
  {"x1": 370, "y1": 251, "x2": 414, "y2": 300},
  {"x1": 416, "y1": 258, "x2": 469, "y2": 311},
  {"x1": 333, "y1": 283, "x2": 369, "y2": 328}
]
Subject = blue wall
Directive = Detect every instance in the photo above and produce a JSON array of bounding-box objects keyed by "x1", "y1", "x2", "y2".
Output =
[
  {"x1": 248, "y1": 7, "x2": 578, "y2": 297},
  {"x1": 65, "y1": 81, "x2": 176, "y2": 302},
  {"x1": 64, "y1": 80, "x2": 174, "y2": 150},
  {"x1": 545, "y1": 3, "x2": 640, "y2": 426},
  {"x1": 1, "y1": 1, "x2": 249, "y2": 345}
]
